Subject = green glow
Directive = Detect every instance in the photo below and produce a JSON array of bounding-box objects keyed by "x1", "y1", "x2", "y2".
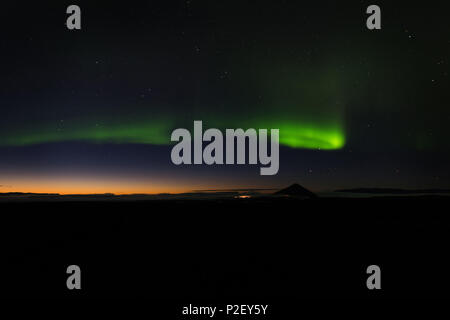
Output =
[
  {"x1": 277, "y1": 123, "x2": 345, "y2": 149},
  {"x1": 0, "y1": 117, "x2": 345, "y2": 150},
  {"x1": 199, "y1": 112, "x2": 346, "y2": 150},
  {"x1": 0, "y1": 43, "x2": 351, "y2": 151},
  {"x1": 0, "y1": 64, "x2": 347, "y2": 150},
  {"x1": 1, "y1": 118, "x2": 173, "y2": 146}
]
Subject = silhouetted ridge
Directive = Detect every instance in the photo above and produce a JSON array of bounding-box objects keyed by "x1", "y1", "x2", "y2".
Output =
[
  {"x1": 274, "y1": 184, "x2": 317, "y2": 198},
  {"x1": 335, "y1": 188, "x2": 450, "y2": 194}
]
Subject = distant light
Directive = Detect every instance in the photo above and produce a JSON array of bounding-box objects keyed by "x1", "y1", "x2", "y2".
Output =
[{"x1": 235, "y1": 195, "x2": 251, "y2": 199}]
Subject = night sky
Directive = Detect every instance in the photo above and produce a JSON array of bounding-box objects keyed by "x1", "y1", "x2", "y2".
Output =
[{"x1": 0, "y1": 1, "x2": 449, "y2": 194}]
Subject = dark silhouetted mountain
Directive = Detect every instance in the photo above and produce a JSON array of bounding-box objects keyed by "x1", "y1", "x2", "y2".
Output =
[
  {"x1": 335, "y1": 188, "x2": 450, "y2": 194},
  {"x1": 274, "y1": 183, "x2": 317, "y2": 198}
]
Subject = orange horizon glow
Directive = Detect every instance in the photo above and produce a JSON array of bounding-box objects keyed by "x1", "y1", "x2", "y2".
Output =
[
  {"x1": 0, "y1": 185, "x2": 192, "y2": 195},
  {"x1": 0, "y1": 176, "x2": 195, "y2": 195},
  {"x1": 0, "y1": 175, "x2": 277, "y2": 195}
]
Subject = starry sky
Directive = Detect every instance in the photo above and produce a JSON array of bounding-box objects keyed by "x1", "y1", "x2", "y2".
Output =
[{"x1": 0, "y1": 1, "x2": 449, "y2": 194}]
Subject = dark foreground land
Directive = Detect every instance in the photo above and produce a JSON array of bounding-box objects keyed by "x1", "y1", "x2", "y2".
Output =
[{"x1": 1, "y1": 196, "x2": 449, "y2": 300}]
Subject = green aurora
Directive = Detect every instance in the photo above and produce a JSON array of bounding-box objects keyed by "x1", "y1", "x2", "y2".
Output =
[
  {"x1": 0, "y1": 54, "x2": 349, "y2": 150},
  {"x1": 0, "y1": 117, "x2": 345, "y2": 150}
]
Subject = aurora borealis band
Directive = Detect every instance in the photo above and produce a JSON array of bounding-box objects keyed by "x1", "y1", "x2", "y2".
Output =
[
  {"x1": 0, "y1": 118, "x2": 346, "y2": 150},
  {"x1": 1, "y1": 1, "x2": 450, "y2": 194}
]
